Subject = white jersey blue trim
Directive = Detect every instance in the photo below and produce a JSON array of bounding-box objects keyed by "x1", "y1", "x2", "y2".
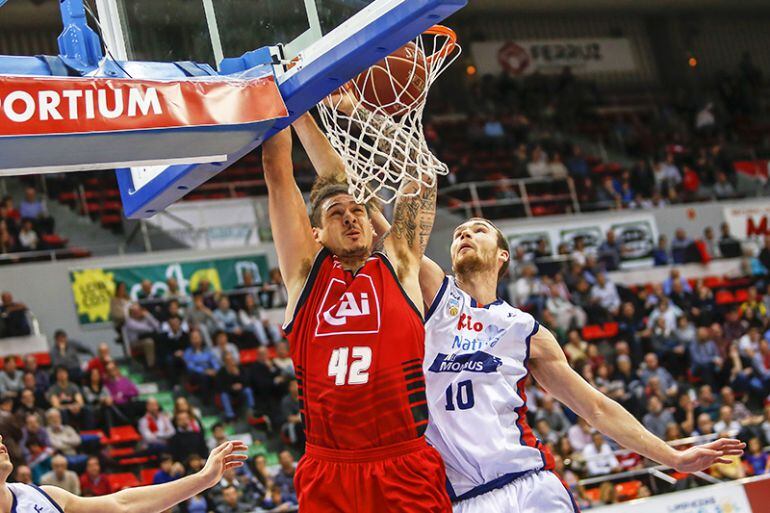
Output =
[
  {"x1": 424, "y1": 276, "x2": 550, "y2": 503},
  {"x1": 8, "y1": 483, "x2": 64, "y2": 513}
]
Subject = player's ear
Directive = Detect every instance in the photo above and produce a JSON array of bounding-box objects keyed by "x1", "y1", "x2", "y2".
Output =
[
  {"x1": 499, "y1": 249, "x2": 510, "y2": 265},
  {"x1": 312, "y1": 226, "x2": 322, "y2": 242}
]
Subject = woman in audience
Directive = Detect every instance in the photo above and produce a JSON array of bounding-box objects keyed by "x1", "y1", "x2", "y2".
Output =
[
  {"x1": 174, "y1": 396, "x2": 204, "y2": 433},
  {"x1": 238, "y1": 294, "x2": 279, "y2": 346},
  {"x1": 82, "y1": 367, "x2": 122, "y2": 433}
]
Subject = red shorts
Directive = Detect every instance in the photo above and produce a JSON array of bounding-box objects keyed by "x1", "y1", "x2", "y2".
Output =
[{"x1": 295, "y1": 437, "x2": 452, "y2": 513}]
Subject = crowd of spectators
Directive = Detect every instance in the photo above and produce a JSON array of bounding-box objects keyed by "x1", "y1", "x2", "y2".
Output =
[
  {"x1": 0, "y1": 187, "x2": 56, "y2": 255},
  {"x1": 497, "y1": 225, "x2": 770, "y2": 506},
  {"x1": 1, "y1": 272, "x2": 301, "y2": 512}
]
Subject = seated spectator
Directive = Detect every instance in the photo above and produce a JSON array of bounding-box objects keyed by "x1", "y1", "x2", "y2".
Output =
[
  {"x1": 695, "y1": 385, "x2": 721, "y2": 421},
  {"x1": 260, "y1": 484, "x2": 297, "y2": 511},
  {"x1": 714, "y1": 405, "x2": 741, "y2": 435},
  {"x1": 173, "y1": 396, "x2": 204, "y2": 433},
  {"x1": 15, "y1": 388, "x2": 45, "y2": 427},
  {"x1": 639, "y1": 353, "x2": 678, "y2": 399},
  {"x1": 212, "y1": 331, "x2": 240, "y2": 366},
  {"x1": 534, "y1": 418, "x2": 559, "y2": 446},
  {"x1": 153, "y1": 453, "x2": 185, "y2": 484},
  {"x1": 23, "y1": 354, "x2": 49, "y2": 396},
  {"x1": 21, "y1": 411, "x2": 51, "y2": 463},
  {"x1": 262, "y1": 268, "x2": 289, "y2": 309},
  {"x1": 79, "y1": 455, "x2": 113, "y2": 496},
  {"x1": 583, "y1": 432, "x2": 621, "y2": 476},
  {"x1": 689, "y1": 328, "x2": 723, "y2": 385},
  {"x1": 216, "y1": 351, "x2": 255, "y2": 421},
  {"x1": 670, "y1": 229, "x2": 694, "y2": 264},
  {"x1": 159, "y1": 315, "x2": 190, "y2": 375},
  {"x1": 86, "y1": 342, "x2": 113, "y2": 379},
  {"x1": 110, "y1": 281, "x2": 131, "y2": 331},
  {"x1": 13, "y1": 465, "x2": 32, "y2": 485},
  {"x1": 238, "y1": 294, "x2": 279, "y2": 347},
  {"x1": 273, "y1": 341, "x2": 295, "y2": 380},
  {"x1": 104, "y1": 361, "x2": 141, "y2": 419},
  {"x1": 0, "y1": 291, "x2": 31, "y2": 337},
  {"x1": 545, "y1": 284, "x2": 586, "y2": 333},
  {"x1": 186, "y1": 292, "x2": 217, "y2": 340},
  {"x1": 0, "y1": 355, "x2": 23, "y2": 399},
  {"x1": 597, "y1": 230, "x2": 623, "y2": 271},
  {"x1": 744, "y1": 437, "x2": 769, "y2": 476},
  {"x1": 272, "y1": 451, "x2": 297, "y2": 504},
  {"x1": 46, "y1": 408, "x2": 86, "y2": 469},
  {"x1": 124, "y1": 304, "x2": 160, "y2": 368},
  {"x1": 527, "y1": 146, "x2": 550, "y2": 178},
  {"x1": 82, "y1": 367, "x2": 120, "y2": 432},
  {"x1": 719, "y1": 222, "x2": 743, "y2": 258},
  {"x1": 19, "y1": 186, "x2": 53, "y2": 233},
  {"x1": 207, "y1": 423, "x2": 228, "y2": 452},
  {"x1": 568, "y1": 417, "x2": 592, "y2": 452},
  {"x1": 281, "y1": 380, "x2": 304, "y2": 449},
  {"x1": 137, "y1": 279, "x2": 161, "y2": 301},
  {"x1": 0, "y1": 221, "x2": 15, "y2": 256},
  {"x1": 642, "y1": 396, "x2": 675, "y2": 439},
  {"x1": 213, "y1": 297, "x2": 243, "y2": 337},
  {"x1": 216, "y1": 485, "x2": 250, "y2": 513},
  {"x1": 46, "y1": 366, "x2": 90, "y2": 429},
  {"x1": 16, "y1": 219, "x2": 39, "y2": 251},
  {"x1": 184, "y1": 329, "x2": 221, "y2": 391},
  {"x1": 535, "y1": 395, "x2": 571, "y2": 436},
  {"x1": 714, "y1": 171, "x2": 736, "y2": 199},
  {"x1": 509, "y1": 264, "x2": 545, "y2": 313},
  {"x1": 50, "y1": 329, "x2": 91, "y2": 381},
  {"x1": 138, "y1": 397, "x2": 176, "y2": 451},
  {"x1": 590, "y1": 272, "x2": 621, "y2": 318},
  {"x1": 648, "y1": 298, "x2": 682, "y2": 332},
  {"x1": 168, "y1": 411, "x2": 209, "y2": 463},
  {"x1": 40, "y1": 454, "x2": 80, "y2": 494},
  {"x1": 739, "y1": 287, "x2": 767, "y2": 319},
  {"x1": 652, "y1": 235, "x2": 670, "y2": 266},
  {"x1": 563, "y1": 329, "x2": 588, "y2": 368}
]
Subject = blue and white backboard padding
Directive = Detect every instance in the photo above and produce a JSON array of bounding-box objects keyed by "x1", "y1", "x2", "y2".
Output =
[{"x1": 0, "y1": 0, "x2": 466, "y2": 218}]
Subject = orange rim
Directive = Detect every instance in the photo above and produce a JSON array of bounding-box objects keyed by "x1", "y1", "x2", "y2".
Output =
[{"x1": 424, "y1": 25, "x2": 458, "y2": 63}]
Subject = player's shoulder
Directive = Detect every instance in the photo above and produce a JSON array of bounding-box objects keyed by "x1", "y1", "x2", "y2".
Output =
[{"x1": 498, "y1": 300, "x2": 539, "y2": 333}]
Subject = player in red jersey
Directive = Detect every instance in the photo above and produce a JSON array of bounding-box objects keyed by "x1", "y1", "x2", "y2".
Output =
[{"x1": 262, "y1": 125, "x2": 451, "y2": 513}]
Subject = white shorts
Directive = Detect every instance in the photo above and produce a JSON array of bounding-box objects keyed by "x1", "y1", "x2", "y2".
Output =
[{"x1": 453, "y1": 471, "x2": 578, "y2": 513}]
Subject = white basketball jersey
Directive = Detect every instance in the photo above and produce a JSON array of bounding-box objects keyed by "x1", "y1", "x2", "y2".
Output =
[
  {"x1": 424, "y1": 276, "x2": 553, "y2": 502},
  {"x1": 8, "y1": 483, "x2": 63, "y2": 513}
]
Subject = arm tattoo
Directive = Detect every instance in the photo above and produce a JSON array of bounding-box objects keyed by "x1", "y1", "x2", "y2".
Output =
[{"x1": 391, "y1": 182, "x2": 437, "y2": 254}]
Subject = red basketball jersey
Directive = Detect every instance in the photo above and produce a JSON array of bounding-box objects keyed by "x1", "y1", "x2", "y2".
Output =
[{"x1": 285, "y1": 248, "x2": 429, "y2": 450}]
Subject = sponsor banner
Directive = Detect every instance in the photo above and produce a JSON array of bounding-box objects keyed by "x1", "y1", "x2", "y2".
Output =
[
  {"x1": 591, "y1": 477, "x2": 759, "y2": 513},
  {"x1": 724, "y1": 204, "x2": 770, "y2": 241},
  {"x1": 145, "y1": 199, "x2": 262, "y2": 250},
  {"x1": 472, "y1": 38, "x2": 636, "y2": 77},
  {"x1": 428, "y1": 351, "x2": 503, "y2": 374},
  {"x1": 70, "y1": 254, "x2": 269, "y2": 325},
  {"x1": 0, "y1": 73, "x2": 287, "y2": 137},
  {"x1": 505, "y1": 214, "x2": 657, "y2": 270}
]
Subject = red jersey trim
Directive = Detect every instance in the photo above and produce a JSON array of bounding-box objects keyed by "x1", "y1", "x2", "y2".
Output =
[
  {"x1": 373, "y1": 251, "x2": 423, "y2": 321},
  {"x1": 283, "y1": 247, "x2": 330, "y2": 335}
]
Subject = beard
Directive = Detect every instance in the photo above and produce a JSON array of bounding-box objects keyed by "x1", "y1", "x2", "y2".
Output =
[{"x1": 453, "y1": 251, "x2": 491, "y2": 278}]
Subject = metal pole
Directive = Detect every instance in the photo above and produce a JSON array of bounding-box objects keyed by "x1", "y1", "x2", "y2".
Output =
[
  {"x1": 518, "y1": 181, "x2": 532, "y2": 218},
  {"x1": 468, "y1": 183, "x2": 483, "y2": 218},
  {"x1": 140, "y1": 219, "x2": 152, "y2": 252},
  {"x1": 567, "y1": 177, "x2": 581, "y2": 213}
]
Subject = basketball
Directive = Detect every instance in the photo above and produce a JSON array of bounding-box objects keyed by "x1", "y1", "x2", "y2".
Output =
[{"x1": 354, "y1": 41, "x2": 428, "y2": 116}]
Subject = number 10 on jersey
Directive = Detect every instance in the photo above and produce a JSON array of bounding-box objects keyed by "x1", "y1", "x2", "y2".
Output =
[{"x1": 328, "y1": 347, "x2": 372, "y2": 385}]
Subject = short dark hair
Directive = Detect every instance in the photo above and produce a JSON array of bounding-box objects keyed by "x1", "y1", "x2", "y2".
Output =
[
  {"x1": 308, "y1": 175, "x2": 377, "y2": 229},
  {"x1": 53, "y1": 329, "x2": 66, "y2": 339},
  {"x1": 159, "y1": 454, "x2": 174, "y2": 464}
]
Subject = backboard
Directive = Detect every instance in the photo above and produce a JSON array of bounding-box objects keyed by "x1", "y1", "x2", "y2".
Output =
[{"x1": 0, "y1": 0, "x2": 466, "y2": 218}]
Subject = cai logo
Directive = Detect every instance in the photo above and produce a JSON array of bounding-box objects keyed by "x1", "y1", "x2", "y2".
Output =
[{"x1": 316, "y1": 275, "x2": 381, "y2": 337}]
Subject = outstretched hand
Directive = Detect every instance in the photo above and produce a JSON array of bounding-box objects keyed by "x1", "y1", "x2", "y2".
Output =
[
  {"x1": 198, "y1": 441, "x2": 249, "y2": 489},
  {"x1": 672, "y1": 438, "x2": 745, "y2": 473}
]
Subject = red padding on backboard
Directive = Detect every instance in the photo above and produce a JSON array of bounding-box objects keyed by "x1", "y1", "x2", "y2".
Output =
[{"x1": 0, "y1": 74, "x2": 287, "y2": 137}]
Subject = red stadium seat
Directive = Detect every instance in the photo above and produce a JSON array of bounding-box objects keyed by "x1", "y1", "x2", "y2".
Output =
[
  {"x1": 107, "y1": 473, "x2": 140, "y2": 491},
  {"x1": 240, "y1": 348, "x2": 258, "y2": 364},
  {"x1": 715, "y1": 290, "x2": 735, "y2": 305},
  {"x1": 734, "y1": 289, "x2": 750, "y2": 302},
  {"x1": 140, "y1": 468, "x2": 159, "y2": 486},
  {"x1": 106, "y1": 425, "x2": 141, "y2": 445},
  {"x1": 615, "y1": 480, "x2": 641, "y2": 501}
]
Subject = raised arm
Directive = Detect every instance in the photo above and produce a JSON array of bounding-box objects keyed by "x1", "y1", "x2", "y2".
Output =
[
  {"x1": 43, "y1": 442, "x2": 247, "y2": 513},
  {"x1": 529, "y1": 326, "x2": 744, "y2": 473},
  {"x1": 262, "y1": 128, "x2": 321, "y2": 321}
]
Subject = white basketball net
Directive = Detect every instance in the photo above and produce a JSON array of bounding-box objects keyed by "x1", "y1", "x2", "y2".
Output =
[{"x1": 317, "y1": 27, "x2": 461, "y2": 204}]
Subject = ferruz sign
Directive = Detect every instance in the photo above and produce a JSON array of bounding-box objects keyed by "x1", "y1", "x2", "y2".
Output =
[
  {"x1": 471, "y1": 38, "x2": 637, "y2": 77},
  {"x1": 724, "y1": 204, "x2": 770, "y2": 240},
  {"x1": 0, "y1": 74, "x2": 285, "y2": 137}
]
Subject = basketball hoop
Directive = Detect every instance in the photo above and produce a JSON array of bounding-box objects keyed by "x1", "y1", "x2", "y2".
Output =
[{"x1": 317, "y1": 26, "x2": 460, "y2": 205}]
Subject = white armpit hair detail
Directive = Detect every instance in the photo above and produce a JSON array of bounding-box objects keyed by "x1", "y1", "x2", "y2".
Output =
[{"x1": 317, "y1": 26, "x2": 460, "y2": 205}]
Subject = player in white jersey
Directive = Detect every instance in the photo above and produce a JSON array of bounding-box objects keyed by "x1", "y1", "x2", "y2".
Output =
[
  {"x1": 418, "y1": 217, "x2": 744, "y2": 512},
  {"x1": 291, "y1": 111, "x2": 745, "y2": 512},
  {"x1": 0, "y1": 435, "x2": 246, "y2": 513}
]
